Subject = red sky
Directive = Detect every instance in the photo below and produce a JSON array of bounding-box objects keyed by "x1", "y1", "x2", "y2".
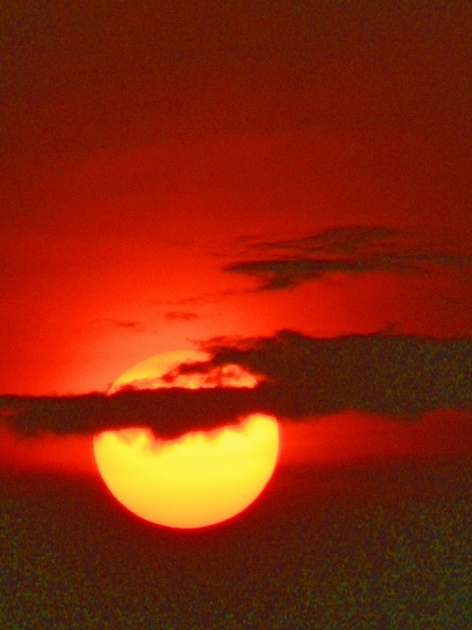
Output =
[
  {"x1": 1, "y1": 1, "x2": 471, "y2": 474},
  {"x1": 2, "y1": 7, "x2": 472, "y2": 627}
]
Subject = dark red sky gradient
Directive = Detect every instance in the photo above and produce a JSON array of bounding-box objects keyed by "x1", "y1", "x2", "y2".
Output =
[{"x1": 1, "y1": 1, "x2": 472, "y2": 474}]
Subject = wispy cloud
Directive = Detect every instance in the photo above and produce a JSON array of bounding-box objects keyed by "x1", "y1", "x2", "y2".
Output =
[
  {"x1": 164, "y1": 311, "x2": 198, "y2": 321},
  {"x1": 223, "y1": 226, "x2": 472, "y2": 291},
  {"x1": 91, "y1": 319, "x2": 145, "y2": 332},
  {"x1": 1, "y1": 330, "x2": 470, "y2": 440}
]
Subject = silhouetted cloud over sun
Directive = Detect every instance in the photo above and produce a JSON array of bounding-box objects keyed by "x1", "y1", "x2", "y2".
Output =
[{"x1": 1, "y1": 330, "x2": 470, "y2": 440}]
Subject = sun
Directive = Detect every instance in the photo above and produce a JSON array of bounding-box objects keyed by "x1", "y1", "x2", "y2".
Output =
[{"x1": 93, "y1": 350, "x2": 280, "y2": 529}]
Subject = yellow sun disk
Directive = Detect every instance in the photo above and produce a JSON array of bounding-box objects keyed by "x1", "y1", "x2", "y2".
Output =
[
  {"x1": 94, "y1": 349, "x2": 279, "y2": 529},
  {"x1": 93, "y1": 414, "x2": 279, "y2": 529}
]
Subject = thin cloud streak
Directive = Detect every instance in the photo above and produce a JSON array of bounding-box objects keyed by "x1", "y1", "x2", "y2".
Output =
[
  {"x1": 164, "y1": 311, "x2": 199, "y2": 321},
  {"x1": 223, "y1": 226, "x2": 472, "y2": 291},
  {"x1": 91, "y1": 319, "x2": 145, "y2": 332}
]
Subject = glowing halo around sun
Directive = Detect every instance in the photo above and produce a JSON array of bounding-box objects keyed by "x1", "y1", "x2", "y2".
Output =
[{"x1": 93, "y1": 350, "x2": 280, "y2": 529}]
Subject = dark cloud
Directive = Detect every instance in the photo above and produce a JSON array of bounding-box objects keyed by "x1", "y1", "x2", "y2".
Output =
[
  {"x1": 223, "y1": 226, "x2": 472, "y2": 291},
  {"x1": 0, "y1": 389, "x2": 260, "y2": 440},
  {"x1": 164, "y1": 311, "x2": 198, "y2": 321},
  {"x1": 1, "y1": 331, "x2": 471, "y2": 440},
  {"x1": 192, "y1": 330, "x2": 472, "y2": 419}
]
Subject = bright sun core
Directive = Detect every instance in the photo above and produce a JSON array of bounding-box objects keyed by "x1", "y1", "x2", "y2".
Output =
[{"x1": 93, "y1": 350, "x2": 280, "y2": 529}]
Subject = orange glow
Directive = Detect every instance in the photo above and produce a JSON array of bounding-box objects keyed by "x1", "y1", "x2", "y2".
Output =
[
  {"x1": 107, "y1": 349, "x2": 259, "y2": 393},
  {"x1": 93, "y1": 350, "x2": 279, "y2": 528}
]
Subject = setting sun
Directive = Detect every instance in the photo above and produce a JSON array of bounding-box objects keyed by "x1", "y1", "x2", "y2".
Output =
[{"x1": 93, "y1": 350, "x2": 279, "y2": 528}]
